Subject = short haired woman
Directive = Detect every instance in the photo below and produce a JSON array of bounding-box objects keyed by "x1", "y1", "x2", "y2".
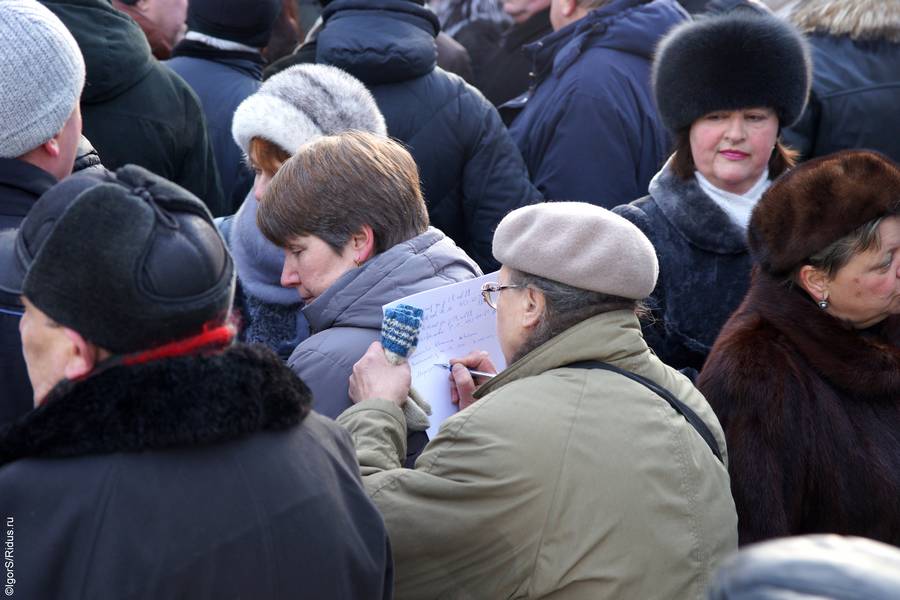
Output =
[
  {"x1": 222, "y1": 63, "x2": 386, "y2": 357},
  {"x1": 614, "y1": 13, "x2": 811, "y2": 373},
  {"x1": 258, "y1": 131, "x2": 481, "y2": 462},
  {"x1": 698, "y1": 150, "x2": 900, "y2": 546}
]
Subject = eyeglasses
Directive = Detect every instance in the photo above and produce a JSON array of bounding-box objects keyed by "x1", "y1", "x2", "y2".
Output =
[{"x1": 481, "y1": 282, "x2": 525, "y2": 310}]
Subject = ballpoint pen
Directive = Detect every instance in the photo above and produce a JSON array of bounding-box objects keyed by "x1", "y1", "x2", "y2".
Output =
[{"x1": 433, "y1": 363, "x2": 496, "y2": 379}]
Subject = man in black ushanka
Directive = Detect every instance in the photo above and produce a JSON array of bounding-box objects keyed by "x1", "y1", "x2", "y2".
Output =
[{"x1": 0, "y1": 166, "x2": 392, "y2": 599}]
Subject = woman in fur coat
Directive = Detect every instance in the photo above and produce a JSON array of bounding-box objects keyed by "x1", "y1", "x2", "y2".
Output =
[
  {"x1": 698, "y1": 150, "x2": 900, "y2": 547},
  {"x1": 614, "y1": 13, "x2": 811, "y2": 374}
]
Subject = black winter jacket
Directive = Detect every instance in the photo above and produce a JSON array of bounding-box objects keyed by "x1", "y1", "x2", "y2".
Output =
[
  {"x1": 614, "y1": 162, "x2": 756, "y2": 373},
  {"x1": 0, "y1": 159, "x2": 53, "y2": 426},
  {"x1": 0, "y1": 344, "x2": 393, "y2": 599},
  {"x1": 783, "y1": 1, "x2": 900, "y2": 162},
  {"x1": 40, "y1": 0, "x2": 226, "y2": 216},
  {"x1": 475, "y1": 8, "x2": 553, "y2": 107},
  {"x1": 314, "y1": 0, "x2": 541, "y2": 271},
  {"x1": 166, "y1": 43, "x2": 263, "y2": 212}
]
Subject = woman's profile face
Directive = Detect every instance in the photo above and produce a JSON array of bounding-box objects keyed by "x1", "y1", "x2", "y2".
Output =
[
  {"x1": 689, "y1": 107, "x2": 779, "y2": 194},
  {"x1": 252, "y1": 163, "x2": 282, "y2": 202},
  {"x1": 280, "y1": 235, "x2": 357, "y2": 305},
  {"x1": 823, "y1": 215, "x2": 900, "y2": 329}
]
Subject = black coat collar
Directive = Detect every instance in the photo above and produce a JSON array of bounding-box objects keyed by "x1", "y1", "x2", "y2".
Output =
[
  {"x1": 0, "y1": 158, "x2": 57, "y2": 218},
  {"x1": 746, "y1": 270, "x2": 900, "y2": 397},
  {"x1": 648, "y1": 162, "x2": 749, "y2": 254},
  {"x1": 0, "y1": 344, "x2": 311, "y2": 465}
]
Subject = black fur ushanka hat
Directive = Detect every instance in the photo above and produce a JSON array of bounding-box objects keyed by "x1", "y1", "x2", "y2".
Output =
[{"x1": 652, "y1": 13, "x2": 812, "y2": 132}]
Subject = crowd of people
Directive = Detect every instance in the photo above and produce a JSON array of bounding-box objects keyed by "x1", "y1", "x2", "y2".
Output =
[{"x1": 0, "y1": 0, "x2": 898, "y2": 598}]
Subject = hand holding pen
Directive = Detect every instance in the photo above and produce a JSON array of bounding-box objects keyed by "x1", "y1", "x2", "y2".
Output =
[{"x1": 436, "y1": 351, "x2": 498, "y2": 411}]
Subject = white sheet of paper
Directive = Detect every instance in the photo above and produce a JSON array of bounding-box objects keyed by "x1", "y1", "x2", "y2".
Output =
[{"x1": 383, "y1": 272, "x2": 506, "y2": 438}]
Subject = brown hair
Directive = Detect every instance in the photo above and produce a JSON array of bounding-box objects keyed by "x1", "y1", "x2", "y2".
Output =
[
  {"x1": 248, "y1": 136, "x2": 291, "y2": 177},
  {"x1": 257, "y1": 131, "x2": 429, "y2": 254},
  {"x1": 669, "y1": 128, "x2": 798, "y2": 181}
]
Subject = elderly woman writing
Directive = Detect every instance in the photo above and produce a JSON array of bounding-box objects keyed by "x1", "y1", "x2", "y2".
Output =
[
  {"x1": 338, "y1": 202, "x2": 737, "y2": 599},
  {"x1": 257, "y1": 131, "x2": 480, "y2": 462},
  {"x1": 698, "y1": 150, "x2": 900, "y2": 546},
  {"x1": 614, "y1": 12, "x2": 811, "y2": 373}
]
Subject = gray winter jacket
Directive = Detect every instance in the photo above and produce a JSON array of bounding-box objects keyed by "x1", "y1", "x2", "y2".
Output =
[{"x1": 288, "y1": 228, "x2": 480, "y2": 419}]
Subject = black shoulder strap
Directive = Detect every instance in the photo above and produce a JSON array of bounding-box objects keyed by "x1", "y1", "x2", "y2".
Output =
[{"x1": 564, "y1": 360, "x2": 723, "y2": 464}]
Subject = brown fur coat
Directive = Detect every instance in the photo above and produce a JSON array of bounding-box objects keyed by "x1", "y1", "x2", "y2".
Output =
[{"x1": 697, "y1": 269, "x2": 900, "y2": 547}]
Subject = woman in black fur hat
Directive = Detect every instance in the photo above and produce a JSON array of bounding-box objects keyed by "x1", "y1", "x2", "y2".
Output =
[
  {"x1": 614, "y1": 12, "x2": 811, "y2": 374},
  {"x1": 697, "y1": 150, "x2": 900, "y2": 547}
]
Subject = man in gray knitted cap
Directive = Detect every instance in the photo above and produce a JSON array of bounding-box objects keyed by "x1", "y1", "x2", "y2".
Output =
[
  {"x1": 340, "y1": 201, "x2": 738, "y2": 599},
  {"x1": 0, "y1": 0, "x2": 86, "y2": 426}
]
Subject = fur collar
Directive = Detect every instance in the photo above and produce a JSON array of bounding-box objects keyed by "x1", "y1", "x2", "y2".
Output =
[
  {"x1": 744, "y1": 270, "x2": 900, "y2": 397},
  {"x1": 0, "y1": 344, "x2": 311, "y2": 465},
  {"x1": 791, "y1": 0, "x2": 900, "y2": 43},
  {"x1": 647, "y1": 160, "x2": 749, "y2": 254}
]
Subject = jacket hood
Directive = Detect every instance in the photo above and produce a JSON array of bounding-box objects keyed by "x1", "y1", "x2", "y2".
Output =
[
  {"x1": 303, "y1": 227, "x2": 480, "y2": 333},
  {"x1": 528, "y1": 0, "x2": 686, "y2": 80},
  {"x1": 43, "y1": 0, "x2": 155, "y2": 104},
  {"x1": 317, "y1": 0, "x2": 440, "y2": 85},
  {"x1": 790, "y1": 0, "x2": 900, "y2": 43},
  {"x1": 0, "y1": 344, "x2": 310, "y2": 464}
]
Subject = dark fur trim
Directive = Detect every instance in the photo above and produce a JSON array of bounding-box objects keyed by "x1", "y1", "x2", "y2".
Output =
[
  {"x1": 0, "y1": 344, "x2": 311, "y2": 465},
  {"x1": 646, "y1": 161, "x2": 748, "y2": 253},
  {"x1": 653, "y1": 13, "x2": 811, "y2": 130},
  {"x1": 733, "y1": 271, "x2": 900, "y2": 396},
  {"x1": 749, "y1": 150, "x2": 900, "y2": 276},
  {"x1": 791, "y1": 0, "x2": 900, "y2": 43}
]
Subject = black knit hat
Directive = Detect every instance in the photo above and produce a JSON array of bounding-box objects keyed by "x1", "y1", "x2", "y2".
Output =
[
  {"x1": 652, "y1": 13, "x2": 811, "y2": 132},
  {"x1": 0, "y1": 165, "x2": 234, "y2": 354},
  {"x1": 187, "y1": 0, "x2": 282, "y2": 48}
]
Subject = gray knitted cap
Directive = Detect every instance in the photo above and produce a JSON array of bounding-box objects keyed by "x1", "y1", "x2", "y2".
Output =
[
  {"x1": 232, "y1": 64, "x2": 387, "y2": 157},
  {"x1": 0, "y1": 0, "x2": 86, "y2": 158}
]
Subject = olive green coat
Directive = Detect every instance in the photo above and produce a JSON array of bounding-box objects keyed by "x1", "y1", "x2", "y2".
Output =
[{"x1": 338, "y1": 310, "x2": 737, "y2": 599}]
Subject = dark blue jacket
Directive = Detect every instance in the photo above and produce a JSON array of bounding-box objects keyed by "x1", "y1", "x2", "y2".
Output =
[
  {"x1": 0, "y1": 159, "x2": 53, "y2": 426},
  {"x1": 614, "y1": 163, "x2": 755, "y2": 373},
  {"x1": 166, "y1": 44, "x2": 263, "y2": 212},
  {"x1": 784, "y1": 33, "x2": 900, "y2": 163},
  {"x1": 316, "y1": 0, "x2": 542, "y2": 271},
  {"x1": 507, "y1": 0, "x2": 686, "y2": 208},
  {"x1": 40, "y1": 0, "x2": 226, "y2": 216}
]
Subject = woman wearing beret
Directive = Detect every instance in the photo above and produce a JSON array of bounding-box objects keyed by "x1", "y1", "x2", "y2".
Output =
[
  {"x1": 698, "y1": 150, "x2": 900, "y2": 546},
  {"x1": 222, "y1": 63, "x2": 387, "y2": 358},
  {"x1": 614, "y1": 13, "x2": 811, "y2": 374},
  {"x1": 259, "y1": 131, "x2": 480, "y2": 465}
]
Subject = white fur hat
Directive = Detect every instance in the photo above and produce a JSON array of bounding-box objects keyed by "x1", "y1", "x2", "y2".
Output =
[
  {"x1": 493, "y1": 202, "x2": 659, "y2": 300},
  {"x1": 0, "y1": 0, "x2": 85, "y2": 158},
  {"x1": 232, "y1": 64, "x2": 387, "y2": 157}
]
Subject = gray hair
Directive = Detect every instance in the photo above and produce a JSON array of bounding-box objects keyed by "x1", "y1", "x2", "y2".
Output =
[
  {"x1": 507, "y1": 269, "x2": 639, "y2": 363},
  {"x1": 802, "y1": 216, "x2": 887, "y2": 279}
]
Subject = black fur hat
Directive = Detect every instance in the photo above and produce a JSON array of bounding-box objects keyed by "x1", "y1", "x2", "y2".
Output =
[
  {"x1": 653, "y1": 13, "x2": 811, "y2": 132},
  {"x1": 748, "y1": 150, "x2": 900, "y2": 276},
  {"x1": 0, "y1": 165, "x2": 235, "y2": 354}
]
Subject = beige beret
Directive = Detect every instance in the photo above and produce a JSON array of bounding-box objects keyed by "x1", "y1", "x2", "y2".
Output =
[{"x1": 492, "y1": 202, "x2": 659, "y2": 299}]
